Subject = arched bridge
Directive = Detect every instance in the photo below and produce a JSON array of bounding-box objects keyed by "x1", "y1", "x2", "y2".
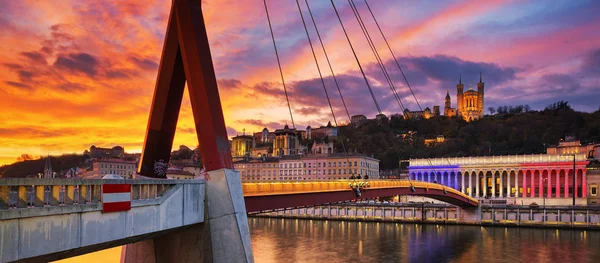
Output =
[
  {"x1": 243, "y1": 180, "x2": 478, "y2": 212},
  {"x1": 0, "y1": 178, "x2": 475, "y2": 262}
]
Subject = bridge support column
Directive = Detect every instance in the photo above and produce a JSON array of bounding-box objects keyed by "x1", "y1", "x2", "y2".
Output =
[{"x1": 122, "y1": 169, "x2": 253, "y2": 263}]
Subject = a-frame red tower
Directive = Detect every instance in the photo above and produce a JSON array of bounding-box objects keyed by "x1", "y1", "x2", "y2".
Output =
[{"x1": 138, "y1": 0, "x2": 233, "y2": 177}]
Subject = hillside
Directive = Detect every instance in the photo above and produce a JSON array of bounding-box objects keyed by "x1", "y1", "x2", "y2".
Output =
[
  {"x1": 0, "y1": 154, "x2": 89, "y2": 178},
  {"x1": 335, "y1": 105, "x2": 600, "y2": 170}
]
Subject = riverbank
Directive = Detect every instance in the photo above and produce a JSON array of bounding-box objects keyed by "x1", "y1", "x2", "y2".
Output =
[{"x1": 250, "y1": 203, "x2": 600, "y2": 230}]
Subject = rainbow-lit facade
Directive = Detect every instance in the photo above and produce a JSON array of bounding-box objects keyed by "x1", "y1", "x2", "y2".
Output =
[{"x1": 408, "y1": 153, "x2": 591, "y2": 205}]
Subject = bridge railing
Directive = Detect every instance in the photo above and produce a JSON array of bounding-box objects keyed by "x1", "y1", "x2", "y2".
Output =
[
  {"x1": 242, "y1": 179, "x2": 478, "y2": 204},
  {"x1": 0, "y1": 178, "x2": 196, "y2": 210}
]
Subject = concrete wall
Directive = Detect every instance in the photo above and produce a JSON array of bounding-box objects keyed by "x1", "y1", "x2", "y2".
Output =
[{"x1": 0, "y1": 182, "x2": 204, "y2": 263}]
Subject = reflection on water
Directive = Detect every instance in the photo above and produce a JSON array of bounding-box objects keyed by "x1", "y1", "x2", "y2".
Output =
[{"x1": 249, "y1": 217, "x2": 600, "y2": 263}]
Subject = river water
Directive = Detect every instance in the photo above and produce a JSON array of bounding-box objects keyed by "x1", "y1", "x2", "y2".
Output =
[{"x1": 249, "y1": 217, "x2": 600, "y2": 263}]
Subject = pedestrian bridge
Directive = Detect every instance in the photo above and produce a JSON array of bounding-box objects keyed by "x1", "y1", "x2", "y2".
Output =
[
  {"x1": 0, "y1": 178, "x2": 476, "y2": 262},
  {"x1": 242, "y1": 180, "x2": 478, "y2": 212}
]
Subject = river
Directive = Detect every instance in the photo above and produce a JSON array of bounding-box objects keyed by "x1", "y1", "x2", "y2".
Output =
[
  {"x1": 57, "y1": 217, "x2": 600, "y2": 262},
  {"x1": 250, "y1": 217, "x2": 600, "y2": 263}
]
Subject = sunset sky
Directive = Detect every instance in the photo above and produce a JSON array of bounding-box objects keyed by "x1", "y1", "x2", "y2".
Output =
[{"x1": 1, "y1": 0, "x2": 599, "y2": 165}]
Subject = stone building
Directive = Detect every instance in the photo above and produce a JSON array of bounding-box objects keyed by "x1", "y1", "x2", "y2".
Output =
[
  {"x1": 231, "y1": 135, "x2": 253, "y2": 157},
  {"x1": 233, "y1": 157, "x2": 279, "y2": 181},
  {"x1": 273, "y1": 125, "x2": 303, "y2": 156},
  {"x1": 253, "y1": 128, "x2": 275, "y2": 144},
  {"x1": 457, "y1": 73, "x2": 485, "y2": 121},
  {"x1": 86, "y1": 145, "x2": 125, "y2": 159},
  {"x1": 443, "y1": 90, "x2": 457, "y2": 117},
  {"x1": 350, "y1": 115, "x2": 367, "y2": 126},
  {"x1": 307, "y1": 122, "x2": 338, "y2": 140},
  {"x1": 87, "y1": 159, "x2": 137, "y2": 179},
  {"x1": 403, "y1": 74, "x2": 484, "y2": 121}
]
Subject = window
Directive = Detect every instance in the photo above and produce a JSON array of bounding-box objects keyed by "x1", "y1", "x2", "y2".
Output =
[{"x1": 592, "y1": 185, "x2": 598, "y2": 196}]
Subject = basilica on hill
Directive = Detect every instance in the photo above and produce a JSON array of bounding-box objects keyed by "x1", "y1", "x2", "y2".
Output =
[{"x1": 404, "y1": 73, "x2": 485, "y2": 122}]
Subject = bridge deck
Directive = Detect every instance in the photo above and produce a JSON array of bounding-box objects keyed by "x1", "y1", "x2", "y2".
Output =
[
  {"x1": 0, "y1": 178, "x2": 476, "y2": 262},
  {"x1": 241, "y1": 180, "x2": 478, "y2": 212}
]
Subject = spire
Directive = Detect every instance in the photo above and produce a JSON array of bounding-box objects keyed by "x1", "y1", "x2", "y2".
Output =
[
  {"x1": 44, "y1": 155, "x2": 53, "y2": 179},
  {"x1": 459, "y1": 74, "x2": 462, "y2": 84},
  {"x1": 479, "y1": 72, "x2": 482, "y2": 83},
  {"x1": 445, "y1": 89, "x2": 450, "y2": 99}
]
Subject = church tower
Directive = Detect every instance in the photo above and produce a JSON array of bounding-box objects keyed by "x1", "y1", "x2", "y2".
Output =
[
  {"x1": 456, "y1": 74, "x2": 464, "y2": 117},
  {"x1": 445, "y1": 90, "x2": 451, "y2": 108},
  {"x1": 43, "y1": 155, "x2": 53, "y2": 179},
  {"x1": 477, "y1": 72, "x2": 484, "y2": 118}
]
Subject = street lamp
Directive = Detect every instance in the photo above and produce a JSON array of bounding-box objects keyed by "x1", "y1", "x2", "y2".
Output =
[
  {"x1": 561, "y1": 154, "x2": 576, "y2": 206},
  {"x1": 542, "y1": 176, "x2": 547, "y2": 208}
]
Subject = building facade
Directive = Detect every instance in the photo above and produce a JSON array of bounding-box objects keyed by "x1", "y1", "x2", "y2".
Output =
[
  {"x1": 403, "y1": 74, "x2": 484, "y2": 121},
  {"x1": 253, "y1": 128, "x2": 276, "y2": 144},
  {"x1": 166, "y1": 168, "x2": 195, "y2": 180},
  {"x1": 403, "y1": 108, "x2": 433, "y2": 120},
  {"x1": 307, "y1": 122, "x2": 338, "y2": 139},
  {"x1": 457, "y1": 73, "x2": 484, "y2": 121},
  {"x1": 409, "y1": 153, "x2": 589, "y2": 205},
  {"x1": 233, "y1": 157, "x2": 279, "y2": 181},
  {"x1": 86, "y1": 145, "x2": 125, "y2": 159},
  {"x1": 233, "y1": 153, "x2": 380, "y2": 181},
  {"x1": 546, "y1": 139, "x2": 600, "y2": 158},
  {"x1": 350, "y1": 115, "x2": 367, "y2": 126},
  {"x1": 273, "y1": 125, "x2": 303, "y2": 156},
  {"x1": 88, "y1": 159, "x2": 137, "y2": 179},
  {"x1": 231, "y1": 135, "x2": 253, "y2": 157},
  {"x1": 443, "y1": 90, "x2": 457, "y2": 117}
]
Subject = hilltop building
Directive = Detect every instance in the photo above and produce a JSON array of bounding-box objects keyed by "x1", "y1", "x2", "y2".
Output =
[
  {"x1": 444, "y1": 90, "x2": 457, "y2": 117},
  {"x1": 457, "y1": 73, "x2": 485, "y2": 121},
  {"x1": 350, "y1": 115, "x2": 367, "y2": 126},
  {"x1": 403, "y1": 74, "x2": 485, "y2": 122},
  {"x1": 307, "y1": 121, "x2": 338, "y2": 140},
  {"x1": 85, "y1": 145, "x2": 125, "y2": 159}
]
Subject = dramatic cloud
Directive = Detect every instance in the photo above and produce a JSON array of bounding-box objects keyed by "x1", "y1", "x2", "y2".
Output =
[
  {"x1": 0, "y1": 0, "x2": 599, "y2": 165},
  {"x1": 54, "y1": 52, "x2": 99, "y2": 76}
]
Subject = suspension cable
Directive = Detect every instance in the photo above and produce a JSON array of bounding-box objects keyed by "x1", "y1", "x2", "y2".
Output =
[
  {"x1": 348, "y1": 0, "x2": 405, "y2": 112},
  {"x1": 304, "y1": 0, "x2": 351, "y2": 122},
  {"x1": 359, "y1": 0, "x2": 443, "y2": 187},
  {"x1": 363, "y1": 0, "x2": 423, "y2": 112},
  {"x1": 339, "y1": 0, "x2": 420, "y2": 189},
  {"x1": 263, "y1": 0, "x2": 296, "y2": 128},
  {"x1": 296, "y1": 0, "x2": 356, "y2": 178},
  {"x1": 330, "y1": 0, "x2": 382, "y2": 115}
]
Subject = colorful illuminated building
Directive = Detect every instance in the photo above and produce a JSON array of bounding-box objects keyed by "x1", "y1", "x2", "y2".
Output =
[{"x1": 408, "y1": 140, "x2": 600, "y2": 206}]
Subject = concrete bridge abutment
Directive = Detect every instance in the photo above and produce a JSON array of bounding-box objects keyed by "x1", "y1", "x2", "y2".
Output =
[
  {"x1": 457, "y1": 205, "x2": 482, "y2": 224},
  {"x1": 121, "y1": 169, "x2": 254, "y2": 263}
]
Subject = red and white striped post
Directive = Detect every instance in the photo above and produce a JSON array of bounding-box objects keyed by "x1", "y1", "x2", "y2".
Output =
[{"x1": 102, "y1": 184, "x2": 131, "y2": 213}]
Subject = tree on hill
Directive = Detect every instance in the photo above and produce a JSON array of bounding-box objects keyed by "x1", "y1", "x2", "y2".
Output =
[
  {"x1": 335, "y1": 101, "x2": 599, "y2": 170},
  {"x1": 0, "y1": 154, "x2": 89, "y2": 178}
]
